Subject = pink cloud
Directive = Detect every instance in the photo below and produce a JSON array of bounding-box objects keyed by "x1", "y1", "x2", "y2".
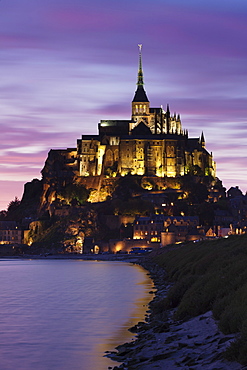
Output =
[{"x1": 1, "y1": 0, "x2": 247, "y2": 208}]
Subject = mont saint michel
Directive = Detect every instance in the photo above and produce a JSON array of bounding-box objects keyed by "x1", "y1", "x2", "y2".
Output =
[
  {"x1": 3, "y1": 46, "x2": 241, "y2": 253},
  {"x1": 42, "y1": 45, "x2": 215, "y2": 189}
]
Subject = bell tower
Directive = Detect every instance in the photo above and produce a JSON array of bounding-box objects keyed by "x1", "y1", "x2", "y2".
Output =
[{"x1": 131, "y1": 44, "x2": 150, "y2": 129}]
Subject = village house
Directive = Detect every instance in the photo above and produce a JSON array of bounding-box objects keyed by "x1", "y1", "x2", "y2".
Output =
[
  {"x1": 0, "y1": 221, "x2": 23, "y2": 244},
  {"x1": 133, "y1": 214, "x2": 199, "y2": 243}
]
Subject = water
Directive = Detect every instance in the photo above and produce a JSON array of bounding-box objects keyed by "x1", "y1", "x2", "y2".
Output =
[{"x1": 0, "y1": 259, "x2": 153, "y2": 370}]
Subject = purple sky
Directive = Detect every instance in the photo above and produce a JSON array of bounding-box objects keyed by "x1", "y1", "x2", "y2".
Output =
[{"x1": 1, "y1": 0, "x2": 247, "y2": 210}]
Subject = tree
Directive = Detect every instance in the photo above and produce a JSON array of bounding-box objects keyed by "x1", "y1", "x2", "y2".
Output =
[
  {"x1": 113, "y1": 198, "x2": 154, "y2": 216},
  {"x1": 7, "y1": 197, "x2": 21, "y2": 214},
  {"x1": 113, "y1": 175, "x2": 142, "y2": 200},
  {"x1": 181, "y1": 176, "x2": 209, "y2": 204},
  {"x1": 57, "y1": 184, "x2": 90, "y2": 205}
]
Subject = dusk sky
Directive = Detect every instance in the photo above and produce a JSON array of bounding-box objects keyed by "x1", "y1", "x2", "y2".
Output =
[{"x1": 1, "y1": 0, "x2": 247, "y2": 210}]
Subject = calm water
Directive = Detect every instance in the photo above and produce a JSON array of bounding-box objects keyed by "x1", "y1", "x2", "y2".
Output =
[{"x1": 0, "y1": 259, "x2": 153, "y2": 370}]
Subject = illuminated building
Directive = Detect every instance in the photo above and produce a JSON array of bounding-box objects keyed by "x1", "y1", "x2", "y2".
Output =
[
  {"x1": 42, "y1": 46, "x2": 216, "y2": 185},
  {"x1": 77, "y1": 45, "x2": 215, "y2": 178}
]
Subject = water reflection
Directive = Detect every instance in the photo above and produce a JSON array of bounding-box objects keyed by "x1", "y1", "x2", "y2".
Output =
[
  {"x1": 0, "y1": 260, "x2": 153, "y2": 370},
  {"x1": 98, "y1": 266, "x2": 154, "y2": 369}
]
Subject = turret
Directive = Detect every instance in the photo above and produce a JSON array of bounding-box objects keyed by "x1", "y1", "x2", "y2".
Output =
[
  {"x1": 154, "y1": 110, "x2": 158, "y2": 134},
  {"x1": 200, "y1": 131, "x2": 205, "y2": 148},
  {"x1": 176, "y1": 113, "x2": 182, "y2": 134},
  {"x1": 166, "y1": 104, "x2": 170, "y2": 133},
  {"x1": 160, "y1": 106, "x2": 164, "y2": 134}
]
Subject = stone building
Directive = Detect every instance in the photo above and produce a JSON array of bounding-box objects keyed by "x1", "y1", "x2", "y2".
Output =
[
  {"x1": 0, "y1": 221, "x2": 23, "y2": 244},
  {"x1": 133, "y1": 214, "x2": 199, "y2": 243},
  {"x1": 42, "y1": 46, "x2": 215, "y2": 186},
  {"x1": 76, "y1": 46, "x2": 215, "y2": 179}
]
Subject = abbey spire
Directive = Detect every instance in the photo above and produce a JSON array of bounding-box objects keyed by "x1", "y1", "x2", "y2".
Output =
[
  {"x1": 137, "y1": 43, "x2": 144, "y2": 86},
  {"x1": 132, "y1": 44, "x2": 149, "y2": 103},
  {"x1": 131, "y1": 45, "x2": 150, "y2": 128}
]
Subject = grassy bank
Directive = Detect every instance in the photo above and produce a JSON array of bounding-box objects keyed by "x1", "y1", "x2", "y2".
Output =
[{"x1": 153, "y1": 233, "x2": 247, "y2": 364}]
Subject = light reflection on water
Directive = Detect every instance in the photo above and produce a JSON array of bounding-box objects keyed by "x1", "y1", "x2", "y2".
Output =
[{"x1": 0, "y1": 259, "x2": 153, "y2": 370}]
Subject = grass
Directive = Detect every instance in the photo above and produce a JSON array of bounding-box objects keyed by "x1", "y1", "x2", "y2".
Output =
[{"x1": 152, "y1": 233, "x2": 247, "y2": 364}]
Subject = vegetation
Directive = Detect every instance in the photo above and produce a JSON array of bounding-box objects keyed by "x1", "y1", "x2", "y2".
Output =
[
  {"x1": 57, "y1": 183, "x2": 90, "y2": 205},
  {"x1": 152, "y1": 234, "x2": 247, "y2": 364},
  {"x1": 27, "y1": 207, "x2": 98, "y2": 251},
  {"x1": 112, "y1": 175, "x2": 143, "y2": 200},
  {"x1": 180, "y1": 175, "x2": 209, "y2": 203},
  {"x1": 30, "y1": 220, "x2": 66, "y2": 250},
  {"x1": 7, "y1": 197, "x2": 21, "y2": 214},
  {"x1": 111, "y1": 198, "x2": 154, "y2": 216}
]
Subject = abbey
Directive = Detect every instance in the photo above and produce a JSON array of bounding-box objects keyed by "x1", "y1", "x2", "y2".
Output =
[
  {"x1": 43, "y1": 46, "x2": 215, "y2": 181},
  {"x1": 77, "y1": 47, "x2": 215, "y2": 178}
]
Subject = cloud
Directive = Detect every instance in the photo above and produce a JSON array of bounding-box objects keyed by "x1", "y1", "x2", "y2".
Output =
[{"x1": 1, "y1": 0, "x2": 247, "y2": 208}]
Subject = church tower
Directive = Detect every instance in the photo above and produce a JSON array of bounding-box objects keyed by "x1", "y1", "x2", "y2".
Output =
[{"x1": 131, "y1": 45, "x2": 150, "y2": 128}]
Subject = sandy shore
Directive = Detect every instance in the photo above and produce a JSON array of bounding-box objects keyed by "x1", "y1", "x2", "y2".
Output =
[{"x1": 106, "y1": 259, "x2": 243, "y2": 370}]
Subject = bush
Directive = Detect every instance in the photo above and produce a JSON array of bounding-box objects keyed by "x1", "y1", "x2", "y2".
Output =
[{"x1": 57, "y1": 183, "x2": 90, "y2": 205}]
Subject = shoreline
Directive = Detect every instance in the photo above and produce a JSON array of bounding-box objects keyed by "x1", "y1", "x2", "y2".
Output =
[
  {"x1": 106, "y1": 256, "x2": 243, "y2": 370},
  {"x1": 1, "y1": 253, "x2": 243, "y2": 369},
  {"x1": 0, "y1": 254, "x2": 147, "y2": 262}
]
